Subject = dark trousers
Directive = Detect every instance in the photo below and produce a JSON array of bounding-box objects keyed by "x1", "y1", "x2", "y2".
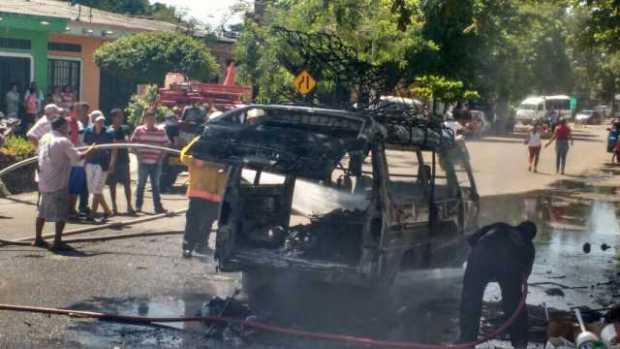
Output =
[
  {"x1": 555, "y1": 140, "x2": 569, "y2": 174},
  {"x1": 79, "y1": 187, "x2": 89, "y2": 213},
  {"x1": 183, "y1": 198, "x2": 220, "y2": 251},
  {"x1": 528, "y1": 146, "x2": 541, "y2": 168},
  {"x1": 459, "y1": 249, "x2": 528, "y2": 347},
  {"x1": 136, "y1": 163, "x2": 163, "y2": 210}
]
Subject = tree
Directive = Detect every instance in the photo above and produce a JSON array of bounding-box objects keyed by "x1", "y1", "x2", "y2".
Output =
[
  {"x1": 235, "y1": 0, "x2": 428, "y2": 103},
  {"x1": 411, "y1": 75, "x2": 479, "y2": 113},
  {"x1": 94, "y1": 32, "x2": 219, "y2": 85},
  {"x1": 575, "y1": 0, "x2": 620, "y2": 52}
]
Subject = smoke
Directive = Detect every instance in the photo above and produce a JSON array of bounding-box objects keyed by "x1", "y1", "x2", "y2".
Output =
[
  {"x1": 242, "y1": 169, "x2": 369, "y2": 217},
  {"x1": 291, "y1": 179, "x2": 369, "y2": 216}
]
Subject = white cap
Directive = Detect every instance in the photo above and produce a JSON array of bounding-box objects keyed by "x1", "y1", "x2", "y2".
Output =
[
  {"x1": 44, "y1": 104, "x2": 59, "y2": 114},
  {"x1": 90, "y1": 110, "x2": 104, "y2": 122}
]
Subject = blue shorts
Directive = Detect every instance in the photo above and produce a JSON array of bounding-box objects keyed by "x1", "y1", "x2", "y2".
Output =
[{"x1": 68, "y1": 167, "x2": 87, "y2": 195}]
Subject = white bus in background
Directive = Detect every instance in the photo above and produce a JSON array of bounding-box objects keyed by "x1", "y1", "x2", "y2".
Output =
[{"x1": 515, "y1": 95, "x2": 571, "y2": 124}]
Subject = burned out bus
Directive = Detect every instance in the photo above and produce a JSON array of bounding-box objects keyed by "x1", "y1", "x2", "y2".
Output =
[{"x1": 190, "y1": 105, "x2": 479, "y2": 288}]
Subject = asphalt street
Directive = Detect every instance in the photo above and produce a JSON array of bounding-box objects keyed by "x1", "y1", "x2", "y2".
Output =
[{"x1": 0, "y1": 125, "x2": 617, "y2": 348}]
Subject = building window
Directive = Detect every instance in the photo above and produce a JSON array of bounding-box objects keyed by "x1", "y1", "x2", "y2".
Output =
[
  {"x1": 48, "y1": 59, "x2": 81, "y2": 99},
  {"x1": 48, "y1": 42, "x2": 82, "y2": 53},
  {"x1": 0, "y1": 38, "x2": 31, "y2": 50}
]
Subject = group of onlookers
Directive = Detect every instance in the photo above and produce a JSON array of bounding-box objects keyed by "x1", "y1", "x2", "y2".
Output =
[
  {"x1": 11, "y1": 96, "x2": 227, "y2": 258},
  {"x1": 4, "y1": 82, "x2": 77, "y2": 133},
  {"x1": 26, "y1": 103, "x2": 170, "y2": 249}
]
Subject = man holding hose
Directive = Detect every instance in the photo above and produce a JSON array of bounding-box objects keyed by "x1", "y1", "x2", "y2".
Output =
[
  {"x1": 35, "y1": 117, "x2": 94, "y2": 249},
  {"x1": 459, "y1": 221, "x2": 537, "y2": 349}
]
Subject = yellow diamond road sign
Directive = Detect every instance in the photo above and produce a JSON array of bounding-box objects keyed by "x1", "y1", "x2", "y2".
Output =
[{"x1": 293, "y1": 70, "x2": 316, "y2": 95}]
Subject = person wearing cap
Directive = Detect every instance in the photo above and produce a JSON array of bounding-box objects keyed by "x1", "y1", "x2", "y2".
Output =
[
  {"x1": 35, "y1": 117, "x2": 94, "y2": 249},
  {"x1": 106, "y1": 108, "x2": 134, "y2": 215},
  {"x1": 459, "y1": 221, "x2": 537, "y2": 349},
  {"x1": 83, "y1": 111, "x2": 113, "y2": 220},
  {"x1": 27, "y1": 104, "x2": 60, "y2": 147}
]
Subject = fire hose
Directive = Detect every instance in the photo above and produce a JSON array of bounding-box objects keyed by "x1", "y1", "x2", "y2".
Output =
[
  {"x1": 0, "y1": 143, "x2": 186, "y2": 246},
  {"x1": 0, "y1": 143, "x2": 181, "y2": 179},
  {"x1": 0, "y1": 143, "x2": 529, "y2": 347},
  {"x1": 0, "y1": 280, "x2": 528, "y2": 349}
]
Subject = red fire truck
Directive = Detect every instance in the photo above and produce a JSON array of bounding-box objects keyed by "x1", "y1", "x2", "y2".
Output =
[{"x1": 157, "y1": 78, "x2": 252, "y2": 192}]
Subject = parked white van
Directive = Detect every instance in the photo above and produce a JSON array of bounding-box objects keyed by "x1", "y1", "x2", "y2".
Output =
[{"x1": 515, "y1": 95, "x2": 571, "y2": 124}]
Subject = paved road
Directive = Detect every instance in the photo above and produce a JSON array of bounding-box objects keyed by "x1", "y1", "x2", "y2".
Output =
[{"x1": 0, "y1": 125, "x2": 617, "y2": 348}]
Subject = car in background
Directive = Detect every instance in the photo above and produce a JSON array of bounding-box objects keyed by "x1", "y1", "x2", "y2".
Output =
[
  {"x1": 515, "y1": 95, "x2": 571, "y2": 125},
  {"x1": 594, "y1": 105, "x2": 610, "y2": 118},
  {"x1": 575, "y1": 109, "x2": 603, "y2": 124},
  {"x1": 372, "y1": 96, "x2": 425, "y2": 118}
]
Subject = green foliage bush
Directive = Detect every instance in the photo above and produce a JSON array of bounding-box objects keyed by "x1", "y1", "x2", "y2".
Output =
[
  {"x1": 125, "y1": 85, "x2": 172, "y2": 126},
  {"x1": 411, "y1": 75, "x2": 479, "y2": 106},
  {"x1": 95, "y1": 32, "x2": 219, "y2": 84},
  {"x1": 1, "y1": 136, "x2": 36, "y2": 161}
]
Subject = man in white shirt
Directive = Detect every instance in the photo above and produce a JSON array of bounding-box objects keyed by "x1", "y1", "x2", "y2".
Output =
[
  {"x1": 27, "y1": 104, "x2": 60, "y2": 147},
  {"x1": 35, "y1": 117, "x2": 93, "y2": 249}
]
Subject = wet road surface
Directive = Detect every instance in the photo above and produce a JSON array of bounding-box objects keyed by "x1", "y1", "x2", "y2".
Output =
[{"x1": 0, "y1": 174, "x2": 618, "y2": 348}]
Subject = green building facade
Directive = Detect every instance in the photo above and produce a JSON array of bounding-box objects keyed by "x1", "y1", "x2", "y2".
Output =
[{"x1": 0, "y1": 11, "x2": 66, "y2": 114}]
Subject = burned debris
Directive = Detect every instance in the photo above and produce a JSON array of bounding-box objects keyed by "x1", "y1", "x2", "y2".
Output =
[{"x1": 286, "y1": 210, "x2": 366, "y2": 264}]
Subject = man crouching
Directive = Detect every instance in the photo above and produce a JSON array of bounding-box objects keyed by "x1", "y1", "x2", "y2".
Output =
[
  {"x1": 35, "y1": 117, "x2": 93, "y2": 249},
  {"x1": 459, "y1": 221, "x2": 537, "y2": 349}
]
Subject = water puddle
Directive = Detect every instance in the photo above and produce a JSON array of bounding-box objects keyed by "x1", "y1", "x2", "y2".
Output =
[
  {"x1": 65, "y1": 294, "x2": 211, "y2": 348},
  {"x1": 480, "y1": 176, "x2": 620, "y2": 309}
]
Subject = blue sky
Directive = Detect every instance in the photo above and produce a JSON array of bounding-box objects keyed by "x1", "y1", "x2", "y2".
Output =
[{"x1": 150, "y1": 0, "x2": 248, "y2": 27}]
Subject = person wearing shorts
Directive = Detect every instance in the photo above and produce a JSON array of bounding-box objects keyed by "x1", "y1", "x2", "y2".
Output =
[
  {"x1": 106, "y1": 108, "x2": 134, "y2": 215},
  {"x1": 35, "y1": 117, "x2": 93, "y2": 249},
  {"x1": 84, "y1": 112, "x2": 113, "y2": 220}
]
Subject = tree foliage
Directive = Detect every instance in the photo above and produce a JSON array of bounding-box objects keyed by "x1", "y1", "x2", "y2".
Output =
[
  {"x1": 234, "y1": 0, "x2": 618, "y2": 113},
  {"x1": 94, "y1": 32, "x2": 219, "y2": 85},
  {"x1": 411, "y1": 75, "x2": 479, "y2": 107},
  {"x1": 235, "y1": 0, "x2": 428, "y2": 104},
  {"x1": 125, "y1": 85, "x2": 172, "y2": 126},
  {"x1": 575, "y1": 0, "x2": 620, "y2": 51}
]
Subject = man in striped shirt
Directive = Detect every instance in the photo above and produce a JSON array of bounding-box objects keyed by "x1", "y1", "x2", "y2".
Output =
[{"x1": 130, "y1": 110, "x2": 169, "y2": 213}]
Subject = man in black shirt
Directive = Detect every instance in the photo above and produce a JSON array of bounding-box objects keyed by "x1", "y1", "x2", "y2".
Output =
[
  {"x1": 106, "y1": 109, "x2": 135, "y2": 215},
  {"x1": 459, "y1": 221, "x2": 537, "y2": 349}
]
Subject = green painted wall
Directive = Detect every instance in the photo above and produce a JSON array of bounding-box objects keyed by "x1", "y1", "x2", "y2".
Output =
[
  {"x1": 0, "y1": 29, "x2": 49, "y2": 92},
  {"x1": 0, "y1": 13, "x2": 67, "y2": 93}
]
